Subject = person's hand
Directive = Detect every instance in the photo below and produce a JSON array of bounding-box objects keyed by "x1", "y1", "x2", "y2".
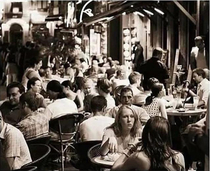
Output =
[{"x1": 108, "y1": 137, "x2": 118, "y2": 153}]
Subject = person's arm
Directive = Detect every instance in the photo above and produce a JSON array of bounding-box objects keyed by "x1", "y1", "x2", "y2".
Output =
[
  {"x1": 138, "y1": 108, "x2": 150, "y2": 126},
  {"x1": 159, "y1": 99, "x2": 167, "y2": 119},
  {"x1": 76, "y1": 91, "x2": 84, "y2": 112},
  {"x1": 100, "y1": 136, "x2": 118, "y2": 155}
]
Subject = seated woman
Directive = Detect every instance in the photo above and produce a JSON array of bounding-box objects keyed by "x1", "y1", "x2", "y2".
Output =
[
  {"x1": 27, "y1": 77, "x2": 47, "y2": 108},
  {"x1": 100, "y1": 105, "x2": 142, "y2": 157},
  {"x1": 112, "y1": 116, "x2": 185, "y2": 171},
  {"x1": 143, "y1": 83, "x2": 167, "y2": 119},
  {"x1": 62, "y1": 80, "x2": 84, "y2": 112}
]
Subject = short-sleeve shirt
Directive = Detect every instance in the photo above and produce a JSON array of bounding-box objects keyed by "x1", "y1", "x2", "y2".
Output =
[
  {"x1": 197, "y1": 78, "x2": 210, "y2": 106},
  {"x1": 79, "y1": 116, "x2": 114, "y2": 142},
  {"x1": 16, "y1": 111, "x2": 49, "y2": 140},
  {"x1": 0, "y1": 123, "x2": 32, "y2": 170},
  {"x1": 44, "y1": 98, "x2": 78, "y2": 120}
]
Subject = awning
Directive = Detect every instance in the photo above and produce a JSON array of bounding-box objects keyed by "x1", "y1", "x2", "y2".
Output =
[
  {"x1": 81, "y1": 1, "x2": 196, "y2": 27},
  {"x1": 45, "y1": 14, "x2": 64, "y2": 22},
  {"x1": 81, "y1": 1, "x2": 156, "y2": 26}
]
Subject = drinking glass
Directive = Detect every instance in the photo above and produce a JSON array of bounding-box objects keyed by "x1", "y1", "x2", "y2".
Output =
[{"x1": 193, "y1": 96, "x2": 199, "y2": 110}]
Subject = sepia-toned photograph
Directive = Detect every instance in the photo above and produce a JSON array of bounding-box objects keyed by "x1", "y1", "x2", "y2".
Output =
[{"x1": 0, "y1": 0, "x2": 209, "y2": 171}]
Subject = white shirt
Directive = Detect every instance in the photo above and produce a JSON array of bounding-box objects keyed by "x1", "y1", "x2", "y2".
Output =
[
  {"x1": 79, "y1": 116, "x2": 114, "y2": 142},
  {"x1": 44, "y1": 98, "x2": 78, "y2": 119},
  {"x1": 0, "y1": 123, "x2": 32, "y2": 170},
  {"x1": 197, "y1": 78, "x2": 210, "y2": 106}
]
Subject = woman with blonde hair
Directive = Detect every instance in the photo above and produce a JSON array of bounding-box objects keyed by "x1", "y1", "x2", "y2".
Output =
[
  {"x1": 112, "y1": 116, "x2": 185, "y2": 171},
  {"x1": 100, "y1": 105, "x2": 142, "y2": 156}
]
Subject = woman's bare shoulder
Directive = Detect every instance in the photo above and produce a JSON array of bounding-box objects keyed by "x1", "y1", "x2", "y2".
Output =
[{"x1": 131, "y1": 151, "x2": 151, "y2": 170}]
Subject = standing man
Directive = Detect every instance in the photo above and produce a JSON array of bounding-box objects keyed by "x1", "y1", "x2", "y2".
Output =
[
  {"x1": 133, "y1": 41, "x2": 144, "y2": 72},
  {"x1": 138, "y1": 47, "x2": 169, "y2": 91},
  {"x1": 190, "y1": 36, "x2": 209, "y2": 70}
]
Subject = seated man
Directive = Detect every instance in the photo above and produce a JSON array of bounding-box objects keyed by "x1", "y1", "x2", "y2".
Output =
[
  {"x1": 79, "y1": 96, "x2": 114, "y2": 142},
  {"x1": 0, "y1": 112, "x2": 32, "y2": 170},
  {"x1": 0, "y1": 82, "x2": 25, "y2": 125},
  {"x1": 107, "y1": 87, "x2": 150, "y2": 126},
  {"x1": 183, "y1": 68, "x2": 210, "y2": 108},
  {"x1": 16, "y1": 92, "x2": 49, "y2": 141}
]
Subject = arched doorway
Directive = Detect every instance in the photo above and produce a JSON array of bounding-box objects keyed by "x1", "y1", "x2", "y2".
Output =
[{"x1": 10, "y1": 23, "x2": 23, "y2": 45}]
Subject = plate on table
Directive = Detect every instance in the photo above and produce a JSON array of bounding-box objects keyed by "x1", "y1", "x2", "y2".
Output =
[{"x1": 177, "y1": 108, "x2": 189, "y2": 112}]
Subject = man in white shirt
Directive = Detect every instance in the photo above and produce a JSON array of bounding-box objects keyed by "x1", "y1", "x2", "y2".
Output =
[
  {"x1": 79, "y1": 96, "x2": 114, "y2": 142},
  {"x1": 0, "y1": 112, "x2": 32, "y2": 170},
  {"x1": 184, "y1": 68, "x2": 210, "y2": 108},
  {"x1": 190, "y1": 36, "x2": 209, "y2": 70}
]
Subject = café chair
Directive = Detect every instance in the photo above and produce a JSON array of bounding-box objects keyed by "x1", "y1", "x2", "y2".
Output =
[
  {"x1": 49, "y1": 113, "x2": 84, "y2": 171},
  {"x1": 26, "y1": 134, "x2": 51, "y2": 145},
  {"x1": 70, "y1": 140, "x2": 102, "y2": 170},
  {"x1": 21, "y1": 144, "x2": 51, "y2": 171},
  {"x1": 14, "y1": 166, "x2": 37, "y2": 171},
  {"x1": 87, "y1": 143, "x2": 103, "y2": 170}
]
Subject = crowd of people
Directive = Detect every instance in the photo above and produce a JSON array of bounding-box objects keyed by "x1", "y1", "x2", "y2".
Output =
[{"x1": 0, "y1": 35, "x2": 209, "y2": 171}]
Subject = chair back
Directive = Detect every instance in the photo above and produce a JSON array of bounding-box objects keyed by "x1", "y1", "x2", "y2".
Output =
[
  {"x1": 14, "y1": 166, "x2": 37, "y2": 171},
  {"x1": 71, "y1": 141, "x2": 102, "y2": 170},
  {"x1": 87, "y1": 143, "x2": 101, "y2": 163},
  {"x1": 26, "y1": 135, "x2": 51, "y2": 145},
  {"x1": 74, "y1": 140, "x2": 102, "y2": 159},
  {"x1": 49, "y1": 113, "x2": 84, "y2": 137},
  {"x1": 22, "y1": 144, "x2": 51, "y2": 171}
]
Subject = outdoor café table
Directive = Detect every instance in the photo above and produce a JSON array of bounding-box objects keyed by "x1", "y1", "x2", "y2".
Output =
[
  {"x1": 91, "y1": 153, "x2": 121, "y2": 169},
  {"x1": 167, "y1": 108, "x2": 207, "y2": 129},
  {"x1": 166, "y1": 108, "x2": 207, "y2": 117}
]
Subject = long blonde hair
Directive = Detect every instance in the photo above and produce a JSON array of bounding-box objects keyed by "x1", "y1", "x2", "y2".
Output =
[{"x1": 109, "y1": 105, "x2": 141, "y2": 137}]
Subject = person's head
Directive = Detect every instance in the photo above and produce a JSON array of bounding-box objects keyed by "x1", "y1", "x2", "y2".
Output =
[
  {"x1": 113, "y1": 105, "x2": 140, "y2": 137},
  {"x1": 120, "y1": 87, "x2": 133, "y2": 105},
  {"x1": 135, "y1": 41, "x2": 140, "y2": 46},
  {"x1": 102, "y1": 56, "x2": 107, "y2": 63},
  {"x1": 192, "y1": 68, "x2": 206, "y2": 83},
  {"x1": 83, "y1": 78, "x2": 95, "y2": 95},
  {"x1": 61, "y1": 80, "x2": 75, "y2": 94},
  {"x1": 47, "y1": 80, "x2": 65, "y2": 100},
  {"x1": 27, "y1": 49, "x2": 42, "y2": 70},
  {"x1": 147, "y1": 77, "x2": 159, "y2": 90},
  {"x1": 151, "y1": 83, "x2": 165, "y2": 97},
  {"x1": 6, "y1": 82, "x2": 25, "y2": 106},
  {"x1": 152, "y1": 47, "x2": 166, "y2": 59},
  {"x1": 129, "y1": 72, "x2": 141, "y2": 86},
  {"x1": 27, "y1": 77, "x2": 42, "y2": 93},
  {"x1": 19, "y1": 92, "x2": 39, "y2": 115},
  {"x1": 142, "y1": 116, "x2": 173, "y2": 169},
  {"x1": 194, "y1": 36, "x2": 205, "y2": 49},
  {"x1": 45, "y1": 66, "x2": 52, "y2": 78},
  {"x1": 116, "y1": 65, "x2": 128, "y2": 80},
  {"x1": 97, "y1": 79, "x2": 112, "y2": 95},
  {"x1": 90, "y1": 95, "x2": 107, "y2": 114},
  {"x1": 203, "y1": 68, "x2": 210, "y2": 80}
]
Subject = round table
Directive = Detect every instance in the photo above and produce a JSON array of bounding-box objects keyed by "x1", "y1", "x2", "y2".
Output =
[
  {"x1": 92, "y1": 156, "x2": 114, "y2": 168},
  {"x1": 167, "y1": 108, "x2": 206, "y2": 116}
]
